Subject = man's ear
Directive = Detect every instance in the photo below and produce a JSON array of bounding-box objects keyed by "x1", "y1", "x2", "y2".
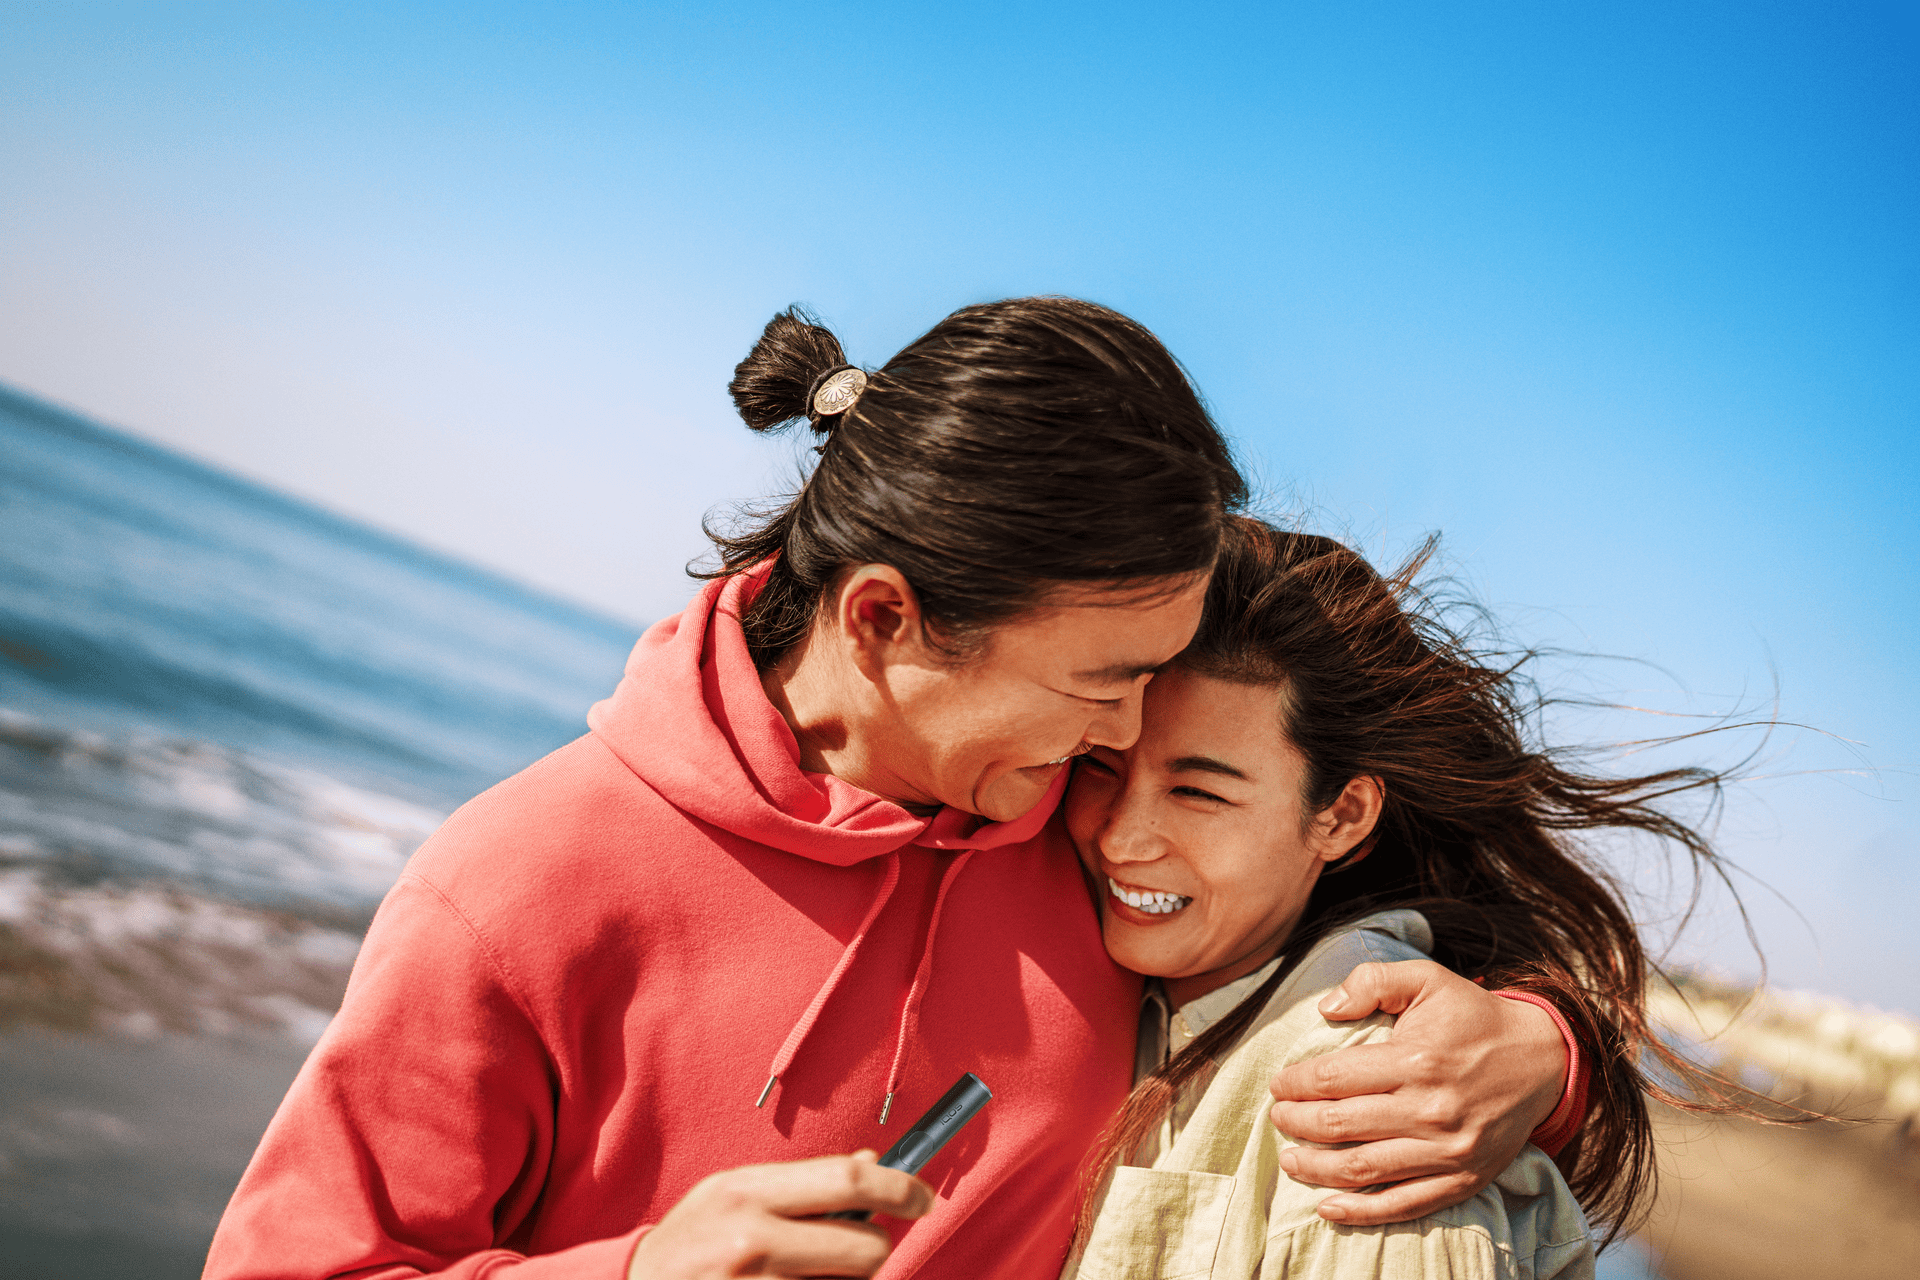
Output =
[
  {"x1": 1314, "y1": 775, "x2": 1384, "y2": 869},
  {"x1": 832, "y1": 564, "x2": 925, "y2": 675}
]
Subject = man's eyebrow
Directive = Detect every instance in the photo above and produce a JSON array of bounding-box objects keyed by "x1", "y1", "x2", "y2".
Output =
[
  {"x1": 1070, "y1": 661, "x2": 1165, "y2": 684},
  {"x1": 1168, "y1": 754, "x2": 1251, "y2": 781}
]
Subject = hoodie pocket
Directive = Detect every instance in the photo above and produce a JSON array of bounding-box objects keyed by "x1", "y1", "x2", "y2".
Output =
[{"x1": 1075, "y1": 1167, "x2": 1236, "y2": 1280}]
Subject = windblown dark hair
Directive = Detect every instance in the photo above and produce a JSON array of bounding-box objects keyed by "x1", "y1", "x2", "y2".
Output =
[
  {"x1": 701, "y1": 298, "x2": 1246, "y2": 667},
  {"x1": 1078, "y1": 516, "x2": 1770, "y2": 1243}
]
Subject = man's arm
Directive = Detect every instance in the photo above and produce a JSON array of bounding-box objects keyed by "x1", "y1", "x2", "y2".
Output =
[
  {"x1": 207, "y1": 876, "x2": 926, "y2": 1280},
  {"x1": 1267, "y1": 960, "x2": 1581, "y2": 1226},
  {"x1": 205, "y1": 874, "x2": 630, "y2": 1280}
]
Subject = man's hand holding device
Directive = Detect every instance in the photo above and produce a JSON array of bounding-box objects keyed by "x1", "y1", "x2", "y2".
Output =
[{"x1": 627, "y1": 1074, "x2": 992, "y2": 1279}]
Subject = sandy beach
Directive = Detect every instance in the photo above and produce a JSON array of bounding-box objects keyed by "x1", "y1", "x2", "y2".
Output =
[
  {"x1": 1639, "y1": 1099, "x2": 1920, "y2": 1279},
  {"x1": 1634, "y1": 976, "x2": 1920, "y2": 1278},
  {"x1": 0, "y1": 1028, "x2": 306, "y2": 1278}
]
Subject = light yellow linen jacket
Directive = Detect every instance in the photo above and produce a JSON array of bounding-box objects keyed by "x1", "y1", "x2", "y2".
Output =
[{"x1": 1062, "y1": 910, "x2": 1594, "y2": 1280}]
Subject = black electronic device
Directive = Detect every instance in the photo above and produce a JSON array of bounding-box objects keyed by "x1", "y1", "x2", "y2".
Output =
[{"x1": 825, "y1": 1072, "x2": 993, "y2": 1222}]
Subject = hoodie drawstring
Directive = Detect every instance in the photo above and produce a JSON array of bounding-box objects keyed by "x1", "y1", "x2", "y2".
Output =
[
  {"x1": 757, "y1": 852, "x2": 902, "y2": 1108},
  {"x1": 754, "y1": 849, "x2": 977, "y2": 1122},
  {"x1": 877, "y1": 850, "x2": 973, "y2": 1123}
]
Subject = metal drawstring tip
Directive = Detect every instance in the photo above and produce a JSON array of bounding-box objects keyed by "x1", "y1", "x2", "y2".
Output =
[
  {"x1": 756, "y1": 1076, "x2": 778, "y2": 1108},
  {"x1": 878, "y1": 1092, "x2": 895, "y2": 1125}
]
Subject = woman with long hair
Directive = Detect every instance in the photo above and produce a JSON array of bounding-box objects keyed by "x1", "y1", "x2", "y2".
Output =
[
  {"x1": 207, "y1": 305, "x2": 1576, "y2": 1280},
  {"x1": 1064, "y1": 516, "x2": 1733, "y2": 1278}
]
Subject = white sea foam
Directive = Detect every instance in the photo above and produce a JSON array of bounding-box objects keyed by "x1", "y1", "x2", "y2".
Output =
[
  {"x1": 0, "y1": 712, "x2": 436, "y2": 1043},
  {"x1": 0, "y1": 710, "x2": 445, "y2": 913},
  {"x1": 0, "y1": 867, "x2": 364, "y2": 1045}
]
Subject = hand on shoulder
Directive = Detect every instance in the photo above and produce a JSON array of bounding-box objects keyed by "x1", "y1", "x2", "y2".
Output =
[{"x1": 1267, "y1": 959, "x2": 1567, "y2": 1225}]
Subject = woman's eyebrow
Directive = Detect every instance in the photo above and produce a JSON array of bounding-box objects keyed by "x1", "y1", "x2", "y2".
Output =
[{"x1": 1167, "y1": 754, "x2": 1250, "y2": 781}]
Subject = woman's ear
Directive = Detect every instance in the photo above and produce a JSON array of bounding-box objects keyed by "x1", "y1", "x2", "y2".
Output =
[
  {"x1": 1313, "y1": 775, "x2": 1385, "y2": 867},
  {"x1": 833, "y1": 564, "x2": 926, "y2": 675}
]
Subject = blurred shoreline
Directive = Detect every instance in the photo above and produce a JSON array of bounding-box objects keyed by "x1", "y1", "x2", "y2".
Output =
[
  {"x1": 0, "y1": 1027, "x2": 309, "y2": 1276},
  {"x1": 0, "y1": 712, "x2": 434, "y2": 1277},
  {"x1": 1638, "y1": 974, "x2": 1920, "y2": 1279}
]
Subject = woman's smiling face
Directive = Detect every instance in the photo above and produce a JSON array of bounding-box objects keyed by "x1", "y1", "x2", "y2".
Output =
[{"x1": 1065, "y1": 666, "x2": 1381, "y2": 1006}]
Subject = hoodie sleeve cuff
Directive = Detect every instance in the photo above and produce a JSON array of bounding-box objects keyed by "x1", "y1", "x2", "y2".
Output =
[{"x1": 1491, "y1": 989, "x2": 1588, "y2": 1159}]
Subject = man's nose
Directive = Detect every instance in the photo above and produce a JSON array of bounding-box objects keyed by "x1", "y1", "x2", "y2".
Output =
[{"x1": 1084, "y1": 684, "x2": 1149, "y2": 752}]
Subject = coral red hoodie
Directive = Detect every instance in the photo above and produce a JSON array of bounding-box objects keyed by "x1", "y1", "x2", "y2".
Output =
[{"x1": 205, "y1": 567, "x2": 1140, "y2": 1280}]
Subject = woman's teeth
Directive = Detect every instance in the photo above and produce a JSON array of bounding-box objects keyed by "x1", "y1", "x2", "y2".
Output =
[{"x1": 1108, "y1": 877, "x2": 1193, "y2": 916}]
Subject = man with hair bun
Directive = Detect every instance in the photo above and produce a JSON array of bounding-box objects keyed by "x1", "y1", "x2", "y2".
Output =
[{"x1": 207, "y1": 298, "x2": 1579, "y2": 1280}]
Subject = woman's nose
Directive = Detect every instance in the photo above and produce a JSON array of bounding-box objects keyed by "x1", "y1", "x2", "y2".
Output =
[{"x1": 1098, "y1": 798, "x2": 1164, "y2": 866}]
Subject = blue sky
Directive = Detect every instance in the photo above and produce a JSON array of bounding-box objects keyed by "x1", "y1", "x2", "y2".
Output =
[{"x1": 2, "y1": 2, "x2": 1915, "y2": 1010}]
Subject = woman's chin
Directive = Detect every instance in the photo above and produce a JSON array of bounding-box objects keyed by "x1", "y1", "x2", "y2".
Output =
[{"x1": 1102, "y1": 925, "x2": 1192, "y2": 980}]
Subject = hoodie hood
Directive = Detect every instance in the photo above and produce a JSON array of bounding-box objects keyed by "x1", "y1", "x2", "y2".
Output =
[
  {"x1": 589, "y1": 565, "x2": 1067, "y2": 1120},
  {"x1": 587, "y1": 564, "x2": 1063, "y2": 864}
]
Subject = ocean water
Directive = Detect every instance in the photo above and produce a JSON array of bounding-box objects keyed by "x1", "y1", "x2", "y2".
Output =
[
  {"x1": 0, "y1": 383, "x2": 639, "y2": 1276},
  {"x1": 0, "y1": 381, "x2": 640, "y2": 907}
]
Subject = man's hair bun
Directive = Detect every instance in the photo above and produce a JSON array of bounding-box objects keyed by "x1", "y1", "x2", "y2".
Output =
[
  {"x1": 727, "y1": 307, "x2": 849, "y2": 433},
  {"x1": 704, "y1": 294, "x2": 1245, "y2": 669}
]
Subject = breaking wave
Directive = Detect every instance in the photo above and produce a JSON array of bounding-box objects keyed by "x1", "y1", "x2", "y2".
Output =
[{"x1": 0, "y1": 383, "x2": 640, "y2": 1045}]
